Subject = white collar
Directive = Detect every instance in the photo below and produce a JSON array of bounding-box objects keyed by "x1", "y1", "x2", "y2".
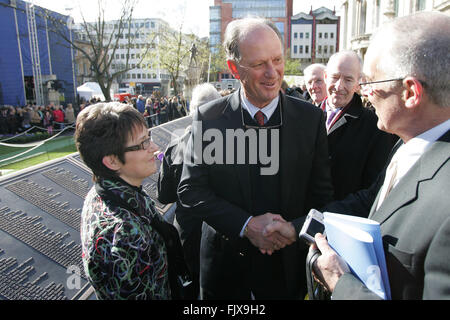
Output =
[
  {"x1": 395, "y1": 119, "x2": 450, "y2": 161},
  {"x1": 325, "y1": 99, "x2": 343, "y2": 113},
  {"x1": 391, "y1": 118, "x2": 450, "y2": 187},
  {"x1": 240, "y1": 90, "x2": 279, "y2": 120}
]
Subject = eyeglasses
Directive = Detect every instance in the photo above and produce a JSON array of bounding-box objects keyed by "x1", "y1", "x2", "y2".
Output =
[
  {"x1": 359, "y1": 78, "x2": 404, "y2": 95},
  {"x1": 240, "y1": 99, "x2": 283, "y2": 129},
  {"x1": 124, "y1": 134, "x2": 152, "y2": 152}
]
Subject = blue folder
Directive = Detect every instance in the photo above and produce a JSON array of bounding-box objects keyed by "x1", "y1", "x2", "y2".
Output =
[{"x1": 323, "y1": 212, "x2": 391, "y2": 300}]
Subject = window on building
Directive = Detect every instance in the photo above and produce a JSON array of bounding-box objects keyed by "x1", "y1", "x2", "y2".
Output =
[
  {"x1": 324, "y1": 33, "x2": 328, "y2": 39},
  {"x1": 330, "y1": 32, "x2": 334, "y2": 39},
  {"x1": 306, "y1": 32, "x2": 309, "y2": 39},
  {"x1": 330, "y1": 45, "x2": 335, "y2": 54},
  {"x1": 416, "y1": 0, "x2": 426, "y2": 11},
  {"x1": 305, "y1": 45, "x2": 309, "y2": 54},
  {"x1": 300, "y1": 32, "x2": 303, "y2": 39},
  {"x1": 324, "y1": 46, "x2": 328, "y2": 54},
  {"x1": 318, "y1": 45, "x2": 322, "y2": 54},
  {"x1": 299, "y1": 45, "x2": 303, "y2": 54},
  {"x1": 294, "y1": 32, "x2": 297, "y2": 38},
  {"x1": 294, "y1": 45, "x2": 297, "y2": 54},
  {"x1": 132, "y1": 74, "x2": 136, "y2": 79},
  {"x1": 319, "y1": 32, "x2": 322, "y2": 38}
]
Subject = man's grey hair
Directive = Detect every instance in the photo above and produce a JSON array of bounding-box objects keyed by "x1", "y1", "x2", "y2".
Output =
[
  {"x1": 304, "y1": 63, "x2": 326, "y2": 77},
  {"x1": 327, "y1": 50, "x2": 363, "y2": 79},
  {"x1": 190, "y1": 83, "x2": 221, "y2": 114},
  {"x1": 223, "y1": 16, "x2": 284, "y2": 63},
  {"x1": 368, "y1": 11, "x2": 450, "y2": 107}
]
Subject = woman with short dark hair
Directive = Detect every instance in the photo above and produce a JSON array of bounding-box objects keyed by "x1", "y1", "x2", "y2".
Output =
[{"x1": 75, "y1": 102, "x2": 189, "y2": 300}]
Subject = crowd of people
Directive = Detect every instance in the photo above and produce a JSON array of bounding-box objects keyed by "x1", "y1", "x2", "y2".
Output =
[
  {"x1": 122, "y1": 93, "x2": 189, "y2": 128},
  {"x1": 0, "y1": 103, "x2": 76, "y2": 136},
  {"x1": 41, "y1": 11, "x2": 450, "y2": 301}
]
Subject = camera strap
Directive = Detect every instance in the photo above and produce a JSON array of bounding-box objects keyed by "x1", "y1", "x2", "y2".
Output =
[{"x1": 306, "y1": 248, "x2": 324, "y2": 300}]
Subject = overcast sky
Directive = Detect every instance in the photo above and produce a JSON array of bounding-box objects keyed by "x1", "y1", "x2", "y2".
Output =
[{"x1": 31, "y1": 0, "x2": 339, "y2": 37}]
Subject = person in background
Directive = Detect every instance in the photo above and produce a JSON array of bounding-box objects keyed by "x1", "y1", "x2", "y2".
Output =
[
  {"x1": 158, "y1": 83, "x2": 221, "y2": 299},
  {"x1": 303, "y1": 64, "x2": 327, "y2": 106},
  {"x1": 320, "y1": 51, "x2": 395, "y2": 201},
  {"x1": 43, "y1": 110, "x2": 53, "y2": 135},
  {"x1": 136, "y1": 95, "x2": 146, "y2": 114},
  {"x1": 52, "y1": 105, "x2": 65, "y2": 131},
  {"x1": 65, "y1": 103, "x2": 76, "y2": 125}
]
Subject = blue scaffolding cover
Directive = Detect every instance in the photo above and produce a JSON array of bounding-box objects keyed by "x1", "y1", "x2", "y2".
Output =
[{"x1": 0, "y1": 0, "x2": 76, "y2": 106}]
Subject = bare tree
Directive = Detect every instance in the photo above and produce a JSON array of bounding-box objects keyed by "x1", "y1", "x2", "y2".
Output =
[
  {"x1": 143, "y1": 22, "x2": 196, "y2": 96},
  {"x1": 45, "y1": 0, "x2": 155, "y2": 101}
]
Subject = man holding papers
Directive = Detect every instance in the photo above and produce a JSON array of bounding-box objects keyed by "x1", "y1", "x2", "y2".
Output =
[{"x1": 264, "y1": 12, "x2": 450, "y2": 299}]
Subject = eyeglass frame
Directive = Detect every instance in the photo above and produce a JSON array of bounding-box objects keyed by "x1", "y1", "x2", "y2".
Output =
[
  {"x1": 240, "y1": 96, "x2": 283, "y2": 129},
  {"x1": 123, "y1": 133, "x2": 152, "y2": 152},
  {"x1": 359, "y1": 77, "x2": 427, "y2": 95},
  {"x1": 359, "y1": 77, "x2": 405, "y2": 87}
]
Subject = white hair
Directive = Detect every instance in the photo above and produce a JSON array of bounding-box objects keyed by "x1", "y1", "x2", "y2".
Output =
[
  {"x1": 189, "y1": 83, "x2": 221, "y2": 114},
  {"x1": 304, "y1": 63, "x2": 326, "y2": 76},
  {"x1": 368, "y1": 12, "x2": 450, "y2": 107}
]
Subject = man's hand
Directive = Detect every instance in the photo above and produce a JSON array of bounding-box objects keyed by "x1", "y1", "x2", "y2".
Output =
[
  {"x1": 311, "y1": 233, "x2": 350, "y2": 292},
  {"x1": 262, "y1": 219, "x2": 296, "y2": 243},
  {"x1": 245, "y1": 213, "x2": 293, "y2": 255}
]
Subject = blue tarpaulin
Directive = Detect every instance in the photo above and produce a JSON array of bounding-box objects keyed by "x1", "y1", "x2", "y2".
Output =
[{"x1": 0, "y1": 0, "x2": 76, "y2": 106}]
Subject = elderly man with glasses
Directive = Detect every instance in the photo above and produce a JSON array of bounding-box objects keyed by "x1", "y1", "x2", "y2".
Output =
[{"x1": 178, "y1": 17, "x2": 333, "y2": 299}]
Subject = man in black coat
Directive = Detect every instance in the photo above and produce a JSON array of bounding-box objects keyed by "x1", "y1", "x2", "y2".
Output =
[
  {"x1": 177, "y1": 18, "x2": 333, "y2": 299},
  {"x1": 320, "y1": 51, "x2": 395, "y2": 200}
]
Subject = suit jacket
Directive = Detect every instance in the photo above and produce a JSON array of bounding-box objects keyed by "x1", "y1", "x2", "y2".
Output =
[
  {"x1": 178, "y1": 90, "x2": 334, "y2": 299},
  {"x1": 323, "y1": 94, "x2": 397, "y2": 201},
  {"x1": 321, "y1": 129, "x2": 450, "y2": 299}
]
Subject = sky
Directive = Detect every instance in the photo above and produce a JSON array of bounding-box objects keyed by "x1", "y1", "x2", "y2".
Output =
[{"x1": 31, "y1": 0, "x2": 338, "y2": 38}]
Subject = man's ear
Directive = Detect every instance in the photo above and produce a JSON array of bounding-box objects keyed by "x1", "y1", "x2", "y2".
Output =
[
  {"x1": 227, "y1": 60, "x2": 240, "y2": 80},
  {"x1": 403, "y1": 77, "x2": 423, "y2": 109},
  {"x1": 102, "y1": 155, "x2": 121, "y2": 171}
]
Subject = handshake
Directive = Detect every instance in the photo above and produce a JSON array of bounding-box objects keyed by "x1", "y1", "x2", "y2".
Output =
[{"x1": 245, "y1": 213, "x2": 297, "y2": 255}]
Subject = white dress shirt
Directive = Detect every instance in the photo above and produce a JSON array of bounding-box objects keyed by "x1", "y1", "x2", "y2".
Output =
[
  {"x1": 239, "y1": 91, "x2": 280, "y2": 236},
  {"x1": 240, "y1": 90, "x2": 279, "y2": 124},
  {"x1": 377, "y1": 119, "x2": 450, "y2": 209}
]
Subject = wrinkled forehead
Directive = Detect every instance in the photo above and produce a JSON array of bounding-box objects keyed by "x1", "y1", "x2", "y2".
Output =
[
  {"x1": 306, "y1": 68, "x2": 325, "y2": 81},
  {"x1": 327, "y1": 55, "x2": 361, "y2": 78}
]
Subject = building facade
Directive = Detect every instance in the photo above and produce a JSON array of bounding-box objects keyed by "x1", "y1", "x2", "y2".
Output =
[
  {"x1": 74, "y1": 18, "x2": 174, "y2": 96},
  {"x1": 339, "y1": 0, "x2": 450, "y2": 61},
  {"x1": 209, "y1": 0, "x2": 293, "y2": 80},
  {"x1": 290, "y1": 7, "x2": 339, "y2": 70}
]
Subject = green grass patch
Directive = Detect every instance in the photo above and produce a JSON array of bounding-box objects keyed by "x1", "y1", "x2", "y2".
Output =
[{"x1": 0, "y1": 144, "x2": 77, "y2": 172}]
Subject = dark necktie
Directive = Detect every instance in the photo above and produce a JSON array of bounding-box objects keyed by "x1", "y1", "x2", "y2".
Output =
[{"x1": 254, "y1": 110, "x2": 265, "y2": 126}]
